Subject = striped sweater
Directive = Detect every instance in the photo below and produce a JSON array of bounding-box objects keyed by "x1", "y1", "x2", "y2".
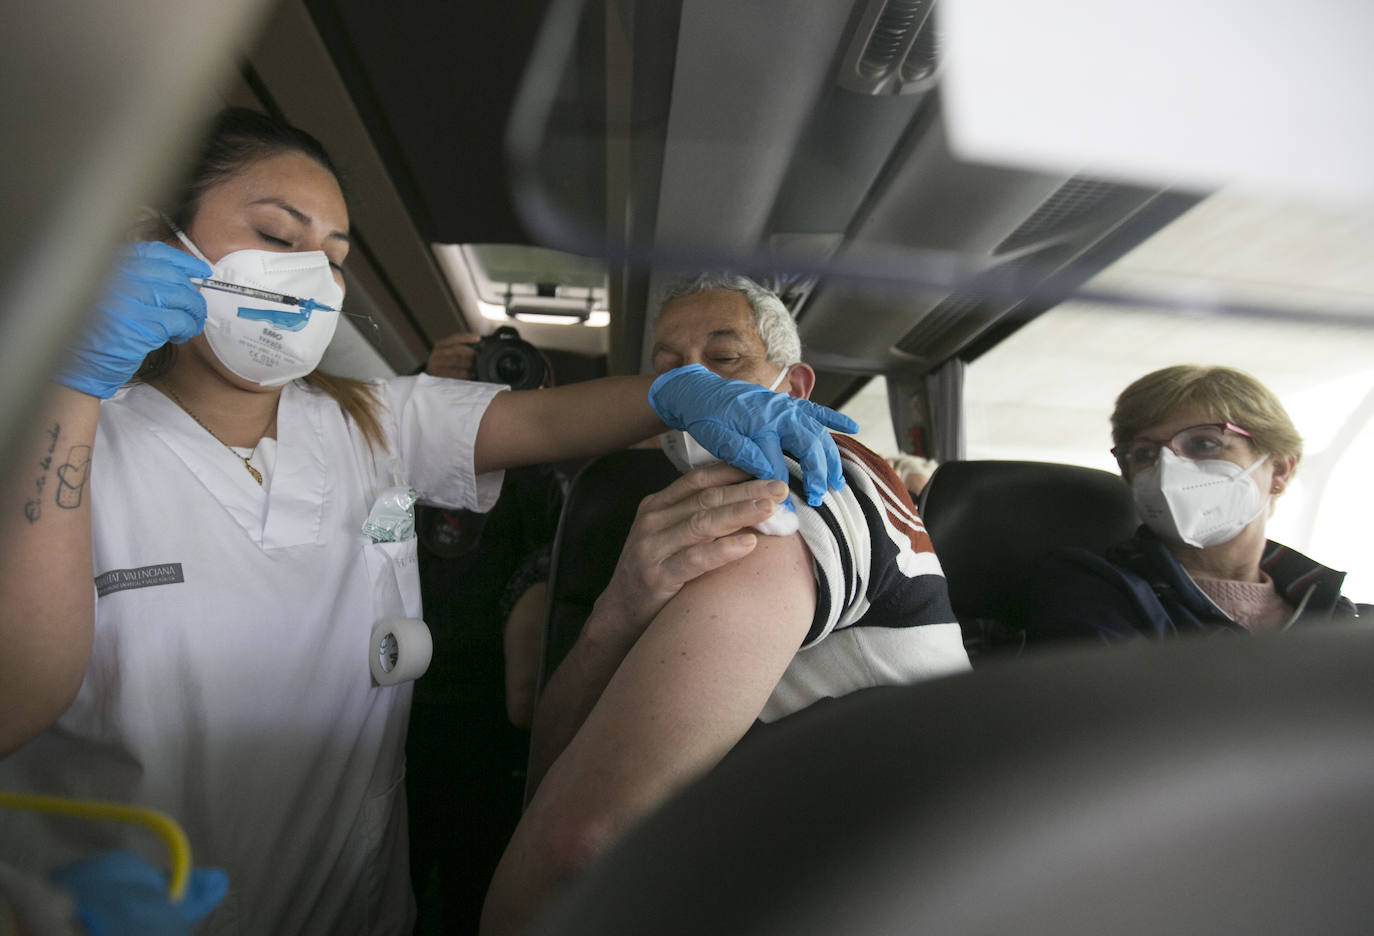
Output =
[{"x1": 760, "y1": 435, "x2": 969, "y2": 722}]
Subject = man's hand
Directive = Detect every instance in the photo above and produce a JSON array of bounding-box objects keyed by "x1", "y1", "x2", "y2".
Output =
[
  {"x1": 425, "y1": 332, "x2": 480, "y2": 380},
  {"x1": 591, "y1": 463, "x2": 789, "y2": 642}
]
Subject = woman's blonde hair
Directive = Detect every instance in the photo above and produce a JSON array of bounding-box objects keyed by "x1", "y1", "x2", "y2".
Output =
[
  {"x1": 1111, "y1": 365, "x2": 1303, "y2": 463},
  {"x1": 131, "y1": 108, "x2": 387, "y2": 454}
]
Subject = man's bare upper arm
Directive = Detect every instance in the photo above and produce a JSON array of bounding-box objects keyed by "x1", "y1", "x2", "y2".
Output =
[{"x1": 526, "y1": 528, "x2": 818, "y2": 838}]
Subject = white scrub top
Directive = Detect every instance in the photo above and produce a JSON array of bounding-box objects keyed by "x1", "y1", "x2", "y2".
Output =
[{"x1": 0, "y1": 375, "x2": 505, "y2": 936}]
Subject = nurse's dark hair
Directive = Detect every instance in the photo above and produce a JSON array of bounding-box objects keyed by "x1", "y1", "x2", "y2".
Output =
[
  {"x1": 165, "y1": 107, "x2": 345, "y2": 230},
  {"x1": 135, "y1": 108, "x2": 385, "y2": 455}
]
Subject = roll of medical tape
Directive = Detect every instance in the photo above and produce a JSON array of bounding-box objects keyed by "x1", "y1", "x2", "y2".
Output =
[{"x1": 369, "y1": 617, "x2": 433, "y2": 686}]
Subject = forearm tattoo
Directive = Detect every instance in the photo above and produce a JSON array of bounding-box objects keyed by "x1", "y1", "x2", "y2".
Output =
[
  {"x1": 23, "y1": 423, "x2": 60, "y2": 524},
  {"x1": 56, "y1": 445, "x2": 92, "y2": 509},
  {"x1": 22, "y1": 424, "x2": 89, "y2": 522}
]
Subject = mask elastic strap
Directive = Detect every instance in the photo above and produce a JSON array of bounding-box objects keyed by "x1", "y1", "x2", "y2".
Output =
[
  {"x1": 1239, "y1": 454, "x2": 1269, "y2": 478},
  {"x1": 157, "y1": 211, "x2": 212, "y2": 266},
  {"x1": 766, "y1": 364, "x2": 794, "y2": 393},
  {"x1": 1238, "y1": 454, "x2": 1274, "y2": 526}
]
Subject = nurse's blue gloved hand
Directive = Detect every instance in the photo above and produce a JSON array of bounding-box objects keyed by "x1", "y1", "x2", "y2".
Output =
[
  {"x1": 51, "y1": 850, "x2": 227, "y2": 936},
  {"x1": 649, "y1": 363, "x2": 860, "y2": 506},
  {"x1": 55, "y1": 241, "x2": 211, "y2": 399}
]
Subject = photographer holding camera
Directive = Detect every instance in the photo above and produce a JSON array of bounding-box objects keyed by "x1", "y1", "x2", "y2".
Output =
[
  {"x1": 423, "y1": 327, "x2": 548, "y2": 390},
  {"x1": 424, "y1": 330, "x2": 482, "y2": 381}
]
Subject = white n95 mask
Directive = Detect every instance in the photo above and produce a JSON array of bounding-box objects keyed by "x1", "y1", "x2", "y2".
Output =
[
  {"x1": 657, "y1": 363, "x2": 792, "y2": 474},
  {"x1": 656, "y1": 364, "x2": 800, "y2": 536},
  {"x1": 174, "y1": 227, "x2": 343, "y2": 387},
  {"x1": 1131, "y1": 447, "x2": 1268, "y2": 548},
  {"x1": 659, "y1": 429, "x2": 717, "y2": 474}
]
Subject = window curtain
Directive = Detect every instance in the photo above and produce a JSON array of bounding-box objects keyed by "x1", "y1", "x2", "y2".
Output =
[
  {"x1": 885, "y1": 357, "x2": 965, "y2": 462},
  {"x1": 924, "y1": 357, "x2": 966, "y2": 463}
]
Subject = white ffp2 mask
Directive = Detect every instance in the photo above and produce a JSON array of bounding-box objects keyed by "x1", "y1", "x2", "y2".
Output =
[
  {"x1": 657, "y1": 363, "x2": 792, "y2": 473},
  {"x1": 174, "y1": 227, "x2": 343, "y2": 387},
  {"x1": 656, "y1": 364, "x2": 800, "y2": 536},
  {"x1": 1131, "y1": 447, "x2": 1269, "y2": 548},
  {"x1": 658, "y1": 429, "x2": 716, "y2": 474}
]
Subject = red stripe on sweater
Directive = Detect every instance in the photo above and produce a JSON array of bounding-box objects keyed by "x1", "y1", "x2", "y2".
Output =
[{"x1": 834, "y1": 434, "x2": 935, "y2": 555}]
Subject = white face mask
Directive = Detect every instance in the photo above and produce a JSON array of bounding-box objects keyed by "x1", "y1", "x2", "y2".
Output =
[
  {"x1": 174, "y1": 227, "x2": 344, "y2": 387},
  {"x1": 658, "y1": 364, "x2": 792, "y2": 473},
  {"x1": 1131, "y1": 447, "x2": 1269, "y2": 548}
]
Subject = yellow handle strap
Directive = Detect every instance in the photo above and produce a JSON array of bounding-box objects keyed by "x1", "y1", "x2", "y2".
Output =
[{"x1": 0, "y1": 791, "x2": 191, "y2": 900}]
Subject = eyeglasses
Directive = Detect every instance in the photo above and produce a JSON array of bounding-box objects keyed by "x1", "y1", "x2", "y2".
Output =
[{"x1": 1113, "y1": 422, "x2": 1253, "y2": 473}]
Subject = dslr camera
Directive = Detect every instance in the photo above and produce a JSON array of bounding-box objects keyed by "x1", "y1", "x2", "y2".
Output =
[{"x1": 472, "y1": 326, "x2": 547, "y2": 390}]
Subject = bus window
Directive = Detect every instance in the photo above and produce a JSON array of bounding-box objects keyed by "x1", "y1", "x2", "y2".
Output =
[{"x1": 838, "y1": 376, "x2": 900, "y2": 463}]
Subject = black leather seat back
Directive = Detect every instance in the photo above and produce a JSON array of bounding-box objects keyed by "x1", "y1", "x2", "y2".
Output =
[
  {"x1": 918, "y1": 459, "x2": 1139, "y2": 651},
  {"x1": 528, "y1": 628, "x2": 1374, "y2": 936},
  {"x1": 537, "y1": 449, "x2": 682, "y2": 698}
]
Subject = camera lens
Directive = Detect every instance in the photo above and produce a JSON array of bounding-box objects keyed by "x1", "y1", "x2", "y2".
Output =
[
  {"x1": 471, "y1": 326, "x2": 547, "y2": 390},
  {"x1": 494, "y1": 350, "x2": 528, "y2": 385}
]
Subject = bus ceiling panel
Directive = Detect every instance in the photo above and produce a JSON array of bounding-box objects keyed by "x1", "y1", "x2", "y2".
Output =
[
  {"x1": 842, "y1": 106, "x2": 1075, "y2": 256},
  {"x1": 304, "y1": 0, "x2": 561, "y2": 247},
  {"x1": 651, "y1": 0, "x2": 858, "y2": 253},
  {"x1": 511, "y1": 0, "x2": 1080, "y2": 280},
  {"x1": 765, "y1": 83, "x2": 929, "y2": 237},
  {"x1": 510, "y1": 0, "x2": 1373, "y2": 339},
  {"x1": 798, "y1": 107, "x2": 1173, "y2": 375},
  {"x1": 509, "y1": 0, "x2": 919, "y2": 267},
  {"x1": 248, "y1": 0, "x2": 470, "y2": 351}
]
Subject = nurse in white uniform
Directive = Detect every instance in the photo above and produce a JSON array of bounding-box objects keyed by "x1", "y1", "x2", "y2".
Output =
[{"x1": 0, "y1": 108, "x2": 855, "y2": 935}]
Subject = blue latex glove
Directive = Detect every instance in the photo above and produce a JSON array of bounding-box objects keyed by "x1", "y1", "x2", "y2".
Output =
[
  {"x1": 55, "y1": 241, "x2": 211, "y2": 399},
  {"x1": 51, "y1": 850, "x2": 227, "y2": 936},
  {"x1": 649, "y1": 364, "x2": 860, "y2": 506}
]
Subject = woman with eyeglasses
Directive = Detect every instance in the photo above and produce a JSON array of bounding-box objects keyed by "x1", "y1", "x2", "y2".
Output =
[{"x1": 1033, "y1": 364, "x2": 1359, "y2": 644}]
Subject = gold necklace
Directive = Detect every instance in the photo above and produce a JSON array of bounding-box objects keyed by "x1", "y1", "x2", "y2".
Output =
[{"x1": 159, "y1": 384, "x2": 274, "y2": 486}]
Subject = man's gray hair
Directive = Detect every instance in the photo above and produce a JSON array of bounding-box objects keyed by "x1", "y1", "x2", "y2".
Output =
[{"x1": 658, "y1": 273, "x2": 802, "y2": 368}]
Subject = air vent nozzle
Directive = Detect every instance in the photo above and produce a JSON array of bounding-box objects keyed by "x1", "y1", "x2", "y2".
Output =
[{"x1": 838, "y1": 0, "x2": 939, "y2": 96}]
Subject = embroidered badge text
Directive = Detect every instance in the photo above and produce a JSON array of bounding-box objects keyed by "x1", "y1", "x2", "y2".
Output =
[{"x1": 95, "y1": 563, "x2": 185, "y2": 597}]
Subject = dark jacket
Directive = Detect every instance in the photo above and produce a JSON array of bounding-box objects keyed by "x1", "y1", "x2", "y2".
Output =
[{"x1": 1032, "y1": 526, "x2": 1360, "y2": 644}]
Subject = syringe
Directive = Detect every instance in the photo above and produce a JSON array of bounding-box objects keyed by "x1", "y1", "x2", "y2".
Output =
[{"x1": 190, "y1": 277, "x2": 336, "y2": 313}]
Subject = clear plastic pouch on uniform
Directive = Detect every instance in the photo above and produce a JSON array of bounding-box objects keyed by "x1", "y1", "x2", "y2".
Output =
[{"x1": 362, "y1": 485, "x2": 418, "y2": 543}]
